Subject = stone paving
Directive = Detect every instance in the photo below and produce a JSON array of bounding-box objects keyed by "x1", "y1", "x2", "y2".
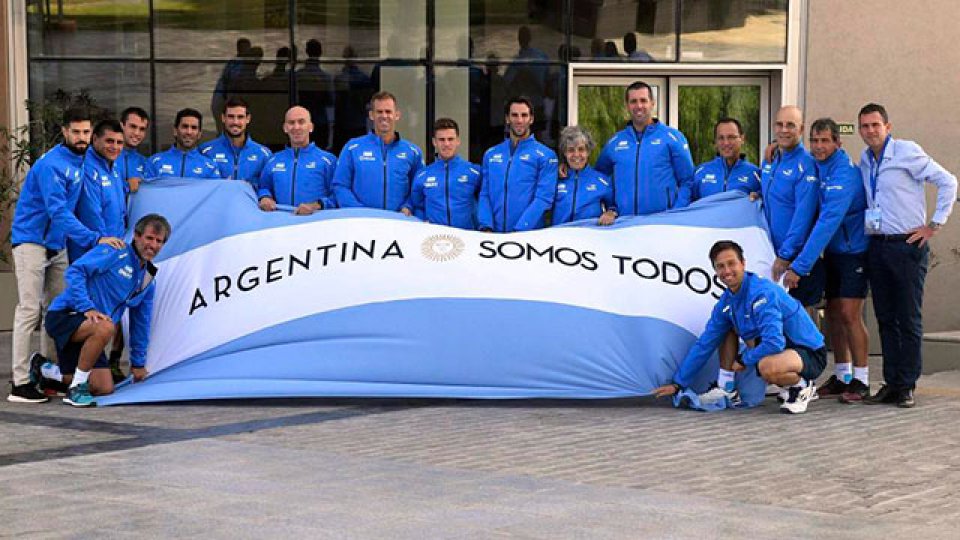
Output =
[{"x1": 2, "y1": 330, "x2": 960, "y2": 538}]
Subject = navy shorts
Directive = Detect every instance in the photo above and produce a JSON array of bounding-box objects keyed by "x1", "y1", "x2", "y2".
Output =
[
  {"x1": 824, "y1": 251, "x2": 869, "y2": 299},
  {"x1": 789, "y1": 257, "x2": 825, "y2": 307},
  {"x1": 44, "y1": 310, "x2": 109, "y2": 375},
  {"x1": 795, "y1": 344, "x2": 827, "y2": 382}
]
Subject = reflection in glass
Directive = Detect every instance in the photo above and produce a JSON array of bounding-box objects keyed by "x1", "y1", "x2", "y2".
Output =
[
  {"x1": 376, "y1": 66, "x2": 428, "y2": 154},
  {"x1": 153, "y1": 0, "x2": 289, "y2": 59},
  {"x1": 434, "y1": 67, "x2": 471, "y2": 161},
  {"x1": 29, "y1": 61, "x2": 151, "y2": 127},
  {"x1": 469, "y1": 1, "x2": 562, "y2": 62},
  {"x1": 680, "y1": 0, "x2": 788, "y2": 62},
  {"x1": 577, "y1": 83, "x2": 663, "y2": 163},
  {"x1": 678, "y1": 85, "x2": 760, "y2": 164},
  {"x1": 296, "y1": 0, "x2": 427, "y2": 60},
  {"x1": 329, "y1": 59, "x2": 376, "y2": 153},
  {"x1": 27, "y1": 1, "x2": 150, "y2": 58},
  {"x1": 571, "y1": 0, "x2": 677, "y2": 62}
]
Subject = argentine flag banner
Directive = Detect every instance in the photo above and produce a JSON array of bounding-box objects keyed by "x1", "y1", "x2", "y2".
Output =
[{"x1": 98, "y1": 179, "x2": 774, "y2": 405}]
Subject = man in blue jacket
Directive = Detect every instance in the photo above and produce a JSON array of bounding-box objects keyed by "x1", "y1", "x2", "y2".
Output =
[
  {"x1": 332, "y1": 91, "x2": 424, "y2": 212},
  {"x1": 8, "y1": 108, "x2": 125, "y2": 404},
  {"x1": 761, "y1": 105, "x2": 821, "y2": 308},
  {"x1": 200, "y1": 96, "x2": 272, "y2": 185},
  {"x1": 70, "y1": 119, "x2": 127, "y2": 263},
  {"x1": 653, "y1": 240, "x2": 827, "y2": 414},
  {"x1": 117, "y1": 106, "x2": 151, "y2": 193},
  {"x1": 258, "y1": 106, "x2": 337, "y2": 215},
  {"x1": 478, "y1": 96, "x2": 558, "y2": 232},
  {"x1": 691, "y1": 117, "x2": 761, "y2": 202},
  {"x1": 402, "y1": 118, "x2": 482, "y2": 229},
  {"x1": 37, "y1": 214, "x2": 170, "y2": 407},
  {"x1": 784, "y1": 118, "x2": 870, "y2": 402},
  {"x1": 595, "y1": 81, "x2": 695, "y2": 216},
  {"x1": 148, "y1": 108, "x2": 220, "y2": 179}
]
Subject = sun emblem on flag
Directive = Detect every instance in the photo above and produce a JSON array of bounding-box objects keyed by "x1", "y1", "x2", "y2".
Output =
[{"x1": 421, "y1": 234, "x2": 465, "y2": 262}]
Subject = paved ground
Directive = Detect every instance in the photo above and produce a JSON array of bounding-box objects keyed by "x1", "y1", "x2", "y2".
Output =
[{"x1": 2, "y1": 330, "x2": 960, "y2": 538}]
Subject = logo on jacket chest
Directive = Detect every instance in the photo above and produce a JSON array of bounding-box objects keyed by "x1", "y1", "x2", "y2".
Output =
[
  {"x1": 702, "y1": 173, "x2": 717, "y2": 184},
  {"x1": 359, "y1": 150, "x2": 376, "y2": 162},
  {"x1": 304, "y1": 161, "x2": 317, "y2": 169},
  {"x1": 118, "y1": 265, "x2": 134, "y2": 279},
  {"x1": 273, "y1": 162, "x2": 286, "y2": 172},
  {"x1": 192, "y1": 167, "x2": 203, "y2": 174},
  {"x1": 424, "y1": 176, "x2": 438, "y2": 188},
  {"x1": 489, "y1": 154, "x2": 503, "y2": 163}
]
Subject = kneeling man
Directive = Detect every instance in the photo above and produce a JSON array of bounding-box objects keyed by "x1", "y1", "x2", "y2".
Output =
[
  {"x1": 38, "y1": 214, "x2": 170, "y2": 407},
  {"x1": 654, "y1": 240, "x2": 826, "y2": 414}
]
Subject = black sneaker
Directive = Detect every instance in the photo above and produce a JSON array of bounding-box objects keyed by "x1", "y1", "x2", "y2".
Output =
[
  {"x1": 839, "y1": 378, "x2": 870, "y2": 403},
  {"x1": 7, "y1": 382, "x2": 50, "y2": 403},
  {"x1": 817, "y1": 375, "x2": 848, "y2": 399},
  {"x1": 40, "y1": 377, "x2": 69, "y2": 397},
  {"x1": 28, "y1": 352, "x2": 48, "y2": 385},
  {"x1": 864, "y1": 384, "x2": 899, "y2": 405}
]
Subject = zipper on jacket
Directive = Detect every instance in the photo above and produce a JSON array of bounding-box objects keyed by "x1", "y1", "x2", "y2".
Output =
[
  {"x1": 723, "y1": 159, "x2": 734, "y2": 191},
  {"x1": 503, "y1": 147, "x2": 515, "y2": 232},
  {"x1": 381, "y1": 140, "x2": 388, "y2": 209},
  {"x1": 569, "y1": 170, "x2": 580, "y2": 222},
  {"x1": 633, "y1": 128, "x2": 645, "y2": 214},
  {"x1": 179, "y1": 152, "x2": 187, "y2": 177},
  {"x1": 232, "y1": 145, "x2": 240, "y2": 179},
  {"x1": 292, "y1": 147, "x2": 300, "y2": 205},
  {"x1": 444, "y1": 161, "x2": 452, "y2": 225}
]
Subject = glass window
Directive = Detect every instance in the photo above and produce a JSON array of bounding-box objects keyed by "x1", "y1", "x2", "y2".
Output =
[
  {"x1": 677, "y1": 84, "x2": 762, "y2": 164},
  {"x1": 295, "y1": 0, "x2": 427, "y2": 60},
  {"x1": 153, "y1": 1, "x2": 290, "y2": 60},
  {"x1": 572, "y1": 0, "x2": 678, "y2": 62},
  {"x1": 28, "y1": 60, "x2": 151, "y2": 123},
  {"x1": 679, "y1": 0, "x2": 788, "y2": 62},
  {"x1": 469, "y1": 0, "x2": 563, "y2": 63},
  {"x1": 26, "y1": 1, "x2": 150, "y2": 58}
]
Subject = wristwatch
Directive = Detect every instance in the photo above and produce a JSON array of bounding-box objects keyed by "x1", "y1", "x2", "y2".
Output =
[{"x1": 928, "y1": 221, "x2": 942, "y2": 230}]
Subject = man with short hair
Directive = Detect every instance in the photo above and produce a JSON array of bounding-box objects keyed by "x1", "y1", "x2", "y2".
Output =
[
  {"x1": 148, "y1": 108, "x2": 220, "y2": 179},
  {"x1": 332, "y1": 91, "x2": 424, "y2": 211},
  {"x1": 653, "y1": 240, "x2": 827, "y2": 414},
  {"x1": 8, "y1": 108, "x2": 125, "y2": 403},
  {"x1": 118, "y1": 106, "x2": 150, "y2": 192},
  {"x1": 402, "y1": 118, "x2": 482, "y2": 229},
  {"x1": 784, "y1": 118, "x2": 870, "y2": 402},
  {"x1": 595, "y1": 81, "x2": 695, "y2": 216},
  {"x1": 761, "y1": 106, "x2": 821, "y2": 308},
  {"x1": 858, "y1": 103, "x2": 957, "y2": 408},
  {"x1": 38, "y1": 214, "x2": 170, "y2": 407},
  {"x1": 200, "y1": 97, "x2": 272, "y2": 185},
  {"x1": 258, "y1": 106, "x2": 337, "y2": 215},
  {"x1": 70, "y1": 119, "x2": 127, "y2": 263},
  {"x1": 478, "y1": 96, "x2": 558, "y2": 232},
  {"x1": 691, "y1": 117, "x2": 760, "y2": 202}
]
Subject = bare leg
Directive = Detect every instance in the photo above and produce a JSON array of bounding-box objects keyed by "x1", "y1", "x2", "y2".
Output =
[
  {"x1": 757, "y1": 350, "x2": 804, "y2": 387},
  {"x1": 719, "y1": 330, "x2": 738, "y2": 370}
]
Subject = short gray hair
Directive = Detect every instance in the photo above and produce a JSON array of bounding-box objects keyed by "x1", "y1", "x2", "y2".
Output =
[{"x1": 558, "y1": 125, "x2": 595, "y2": 164}]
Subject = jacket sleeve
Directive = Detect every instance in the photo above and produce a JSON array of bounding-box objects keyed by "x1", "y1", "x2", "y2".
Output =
[
  {"x1": 513, "y1": 152, "x2": 558, "y2": 231},
  {"x1": 128, "y1": 285, "x2": 154, "y2": 368},
  {"x1": 902, "y1": 141, "x2": 958, "y2": 224},
  {"x1": 39, "y1": 162, "x2": 100, "y2": 248},
  {"x1": 670, "y1": 131, "x2": 697, "y2": 209},
  {"x1": 332, "y1": 149, "x2": 363, "y2": 207},
  {"x1": 319, "y1": 156, "x2": 338, "y2": 209},
  {"x1": 745, "y1": 168, "x2": 762, "y2": 194},
  {"x1": 741, "y1": 292, "x2": 787, "y2": 367},
  {"x1": 257, "y1": 158, "x2": 275, "y2": 200},
  {"x1": 404, "y1": 170, "x2": 425, "y2": 214},
  {"x1": 62, "y1": 246, "x2": 116, "y2": 314},
  {"x1": 791, "y1": 166, "x2": 856, "y2": 275},
  {"x1": 778, "y1": 162, "x2": 819, "y2": 260},
  {"x1": 403, "y1": 152, "x2": 425, "y2": 212},
  {"x1": 673, "y1": 299, "x2": 734, "y2": 388},
  {"x1": 477, "y1": 154, "x2": 493, "y2": 230},
  {"x1": 594, "y1": 139, "x2": 615, "y2": 177},
  {"x1": 77, "y1": 168, "x2": 108, "y2": 236},
  {"x1": 600, "y1": 176, "x2": 615, "y2": 213}
]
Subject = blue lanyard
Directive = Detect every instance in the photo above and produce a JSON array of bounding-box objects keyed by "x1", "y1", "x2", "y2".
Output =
[{"x1": 869, "y1": 135, "x2": 891, "y2": 199}]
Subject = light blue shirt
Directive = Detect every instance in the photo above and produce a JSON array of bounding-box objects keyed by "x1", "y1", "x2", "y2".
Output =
[{"x1": 859, "y1": 138, "x2": 957, "y2": 235}]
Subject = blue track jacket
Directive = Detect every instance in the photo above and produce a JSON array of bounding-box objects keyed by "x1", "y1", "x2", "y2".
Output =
[
  {"x1": 673, "y1": 272, "x2": 825, "y2": 388},
  {"x1": 404, "y1": 155, "x2": 482, "y2": 230},
  {"x1": 595, "y1": 120, "x2": 696, "y2": 216},
  {"x1": 551, "y1": 166, "x2": 614, "y2": 225},
  {"x1": 692, "y1": 155, "x2": 761, "y2": 201},
  {"x1": 49, "y1": 244, "x2": 157, "y2": 368},
  {"x1": 332, "y1": 132, "x2": 424, "y2": 211},
  {"x1": 760, "y1": 144, "x2": 819, "y2": 261},
  {"x1": 147, "y1": 147, "x2": 220, "y2": 179},
  {"x1": 790, "y1": 148, "x2": 867, "y2": 276},
  {"x1": 478, "y1": 136, "x2": 559, "y2": 232},
  {"x1": 200, "y1": 134, "x2": 272, "y2": 184},
  {"x1": 70, "y1": 147, "x2": 127, "y2": 260},
  {"x1": 11, "y1": 144, "x2": 99, "y2": 251},
  {"x1": 257, "y1": 143, "x2": 337, "y2": 209},
  {"x1": 117, "y1": 147, "x2": 150, "y2": 182}
]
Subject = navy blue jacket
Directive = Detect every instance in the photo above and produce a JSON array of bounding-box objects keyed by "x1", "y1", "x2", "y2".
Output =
[
  {"x1": 759, "y1": 144, "x2": 819, "y2": 261},
  {"x1": 200, "y1": 134, "x2": 272, "y2": 184},
  {"x1": 49, "y1": 244, "x2": 157, "y2": 368},
  {"x1": 595, "y1": 120, "x2": 696, "y2": 215},
  {"x1": 551, "y1": 166, "x2": 614, "y2": 225},
  {"x1": 148, "y1": 147, "x2": 220, "y2": 179},
  {"x1": 674, "y1": 272, "x2": 825, "y2": 388},
  {"x1": 692, "y1": 155, "x2": 761, "y2": 201},
  {"x1": 405, "y1": 155, "x2": 482, "y2": 230},
  {"x1": 11, "y1": 144, "x2": 99, "y2": 250},
  {"x1": 478, "y1": 136, "x2": 558, "y2": 232},
  {"x1": 257, "y1": 143, "x2": 337, "y2": 209},
  {"x1": 332, "y1": 132, "x2": 424, "y2": 211}
]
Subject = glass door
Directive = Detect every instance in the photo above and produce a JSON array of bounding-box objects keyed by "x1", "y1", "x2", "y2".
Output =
[{"x1": 571, "y1": 76, "x2": 667, "y2": 163}]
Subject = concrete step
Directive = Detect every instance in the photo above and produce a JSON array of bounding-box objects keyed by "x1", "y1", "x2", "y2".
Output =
[{"x1": 923, "y1": 331, "x2": 960, "y2": 374}]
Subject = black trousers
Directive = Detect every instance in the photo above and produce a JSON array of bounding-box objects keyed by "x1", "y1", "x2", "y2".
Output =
[{"x1": 867, "y1": 237, "x2": 929, "y2": 390}]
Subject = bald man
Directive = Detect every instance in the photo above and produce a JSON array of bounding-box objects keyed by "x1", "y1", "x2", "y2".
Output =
[
  {"x1": 759, "y1": 106, "x2": 822, "y2": 309},
  {"x1": 257, "y1": 106, "x2": 337, "y2": 214}
]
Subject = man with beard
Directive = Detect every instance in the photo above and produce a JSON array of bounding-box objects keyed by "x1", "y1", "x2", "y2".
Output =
[
  {"x1": 200, "y1": 96, "x2": 272, "y2": 185},
  {"x1": 148, "y1": 108, "x2": 220, "y2": 179},
  {"x1": 117, "y1": 107, "x2": 151, "y2": 192},
  {"x1": 38, "y1": 214, "x2": 171, "y2": 407},
  {"x1": 478, "y1": 96, "x2": 558, "y2": 232},
  {"x1": 8, "y1": 108, "x2": 124, "y2": 403}
]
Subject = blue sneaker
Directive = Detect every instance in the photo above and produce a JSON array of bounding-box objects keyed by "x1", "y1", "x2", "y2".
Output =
[
  {"x1": 63, "y1": 383, "x2": 95, "y2": 407},
  {"x1": 28, "y1": 352, "x2": 47, "y2": 385}
]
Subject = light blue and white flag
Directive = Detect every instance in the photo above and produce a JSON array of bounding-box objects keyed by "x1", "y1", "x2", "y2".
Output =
[{"x1": 98, "y1": 179, "x2": 774, "y2": 405}]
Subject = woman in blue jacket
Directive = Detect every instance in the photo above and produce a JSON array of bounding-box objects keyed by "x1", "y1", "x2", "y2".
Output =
[{"x1": 551, "y1": 125, "x2": 617, "y2": 226}]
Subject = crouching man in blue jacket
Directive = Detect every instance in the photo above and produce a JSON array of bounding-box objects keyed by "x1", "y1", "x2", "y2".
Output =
[
  {"x1": 653, "y1": 240, "x2": 827, "y2": 414},
  {"x1": 37, "y1": 214, "x2": 170, "y2": 407}
]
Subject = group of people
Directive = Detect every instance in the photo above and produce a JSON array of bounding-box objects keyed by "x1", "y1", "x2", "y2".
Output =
[{"x1": 7, "y1": 79, "x2": 957, "y2": 413}]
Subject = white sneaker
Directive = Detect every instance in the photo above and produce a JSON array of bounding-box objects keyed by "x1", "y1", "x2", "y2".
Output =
[
  {"x1": 780, "y1": 382, "x2": 816, "y2": 414},
  {"x1": 698, "y1": 384, "x2": 740, "y2": 407},
  {"x1": 776, "y1": 387, "x2": 789, "y2": 404}
]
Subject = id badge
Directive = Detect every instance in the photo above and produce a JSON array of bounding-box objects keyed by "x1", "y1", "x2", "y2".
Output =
[{"x1": 865, "y1": 207, "x2": 882, "y2": 234}]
